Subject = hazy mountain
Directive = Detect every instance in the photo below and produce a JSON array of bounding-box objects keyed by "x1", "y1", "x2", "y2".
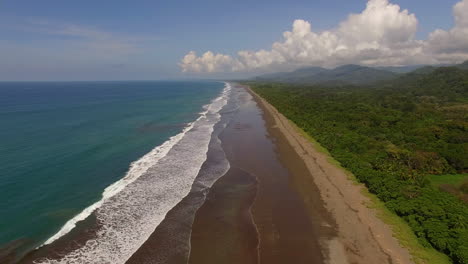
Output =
[
  {"x1": 457, "y1": 60, "x2": 468, "y2": 70},
  {"x1": 377, "y1": 65, "x2": 426, "y2": 73},
  {"x1": 254, "y1": 61, "x2": 468, "y2": 85},
  {"x1": 411, "y1": 66, "x2": 437, "y2": 75},
  {"x1": 405, "y1": 61, "x2": 468, "y2": 75},
  {"x1": 255, "y1": 64, "x2": 397, "y2": 85},
  {"x1": 255, "y1": 66, "x2": 327, "y2": 82}
]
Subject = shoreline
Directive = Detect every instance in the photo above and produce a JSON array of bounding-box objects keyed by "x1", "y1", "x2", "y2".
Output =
[
  {"x1": 189, "y1": 83, "x2": 327, "y2": 263},
  {"x1": 246, "y1": 85, "x2": 414, "y2": 264},
  {"x1": 11, "y1": 82, "x2": 416, "y2": 264}
]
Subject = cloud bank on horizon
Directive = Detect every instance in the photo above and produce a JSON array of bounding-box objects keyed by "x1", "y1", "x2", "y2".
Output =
[{"x1": 180, "y1": 0, "x2": 468, "y2": 73}]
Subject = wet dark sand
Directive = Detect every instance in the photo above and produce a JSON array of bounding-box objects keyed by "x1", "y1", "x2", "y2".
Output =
[
  {"x1": 188, "y1": 168, "x2": 258, "y2": 264},
  {"x1": 189, "y1": 85, "x2": 333, "y2": 264}
]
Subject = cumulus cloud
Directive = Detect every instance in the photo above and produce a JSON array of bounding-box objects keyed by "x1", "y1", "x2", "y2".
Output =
[
  {"x1": 426, "y1": 0, "x2": 468, "y2": 62},
  {"x1": 180, "y1": 51, "x2": 236, "y2": 72},
  {"x1": 180, "y1": 0, "x2": 468, "y2": 73}
]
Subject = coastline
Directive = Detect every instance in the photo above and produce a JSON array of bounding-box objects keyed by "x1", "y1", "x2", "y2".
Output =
[
  {"x1": 189, "y1": 83, "x2": 328, "y2": 263},
  {"x1": 11, "y1": 82, "x2": 417, "y2": 264},
  {"x1": 246, "y1": 85, "x2": 415, "y2": 264}
]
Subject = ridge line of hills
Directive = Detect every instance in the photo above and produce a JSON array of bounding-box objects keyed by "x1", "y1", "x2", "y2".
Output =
[{"x1": 254, "y1": 61, "x2": 468, "y2": 85}]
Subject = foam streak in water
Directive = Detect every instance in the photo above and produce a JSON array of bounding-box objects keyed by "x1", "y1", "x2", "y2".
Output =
[{"x1": 35, "y1": 83, "x2": 231, "y2": 264}]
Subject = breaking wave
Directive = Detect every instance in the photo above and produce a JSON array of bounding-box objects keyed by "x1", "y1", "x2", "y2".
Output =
[{"x1": 35, "y1": 83, "x2": 232, "y2": 264}]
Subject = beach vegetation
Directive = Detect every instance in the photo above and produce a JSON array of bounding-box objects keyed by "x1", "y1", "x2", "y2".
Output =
[{"x1": 248, "y1": 66, "x2": 468, "y2": 263}]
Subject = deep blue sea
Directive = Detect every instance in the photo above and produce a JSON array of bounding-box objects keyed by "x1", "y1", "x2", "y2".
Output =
[{"x1": 0, "y1": 81, "x2": 225, "y2": 254}]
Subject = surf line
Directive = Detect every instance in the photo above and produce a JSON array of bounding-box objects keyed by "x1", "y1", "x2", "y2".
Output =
[{"x1": 39, "y1": 82, "x2": 232, "y2": 248}]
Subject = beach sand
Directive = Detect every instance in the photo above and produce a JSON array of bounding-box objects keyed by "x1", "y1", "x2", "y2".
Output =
[{"x1": 189, "y1": 84, "x2": 328, "y2": 264}]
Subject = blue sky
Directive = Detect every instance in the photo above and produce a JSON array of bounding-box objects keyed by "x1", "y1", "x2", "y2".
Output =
[{"x1": 0, "y1": 0, "x2": 464, "y2": 80}]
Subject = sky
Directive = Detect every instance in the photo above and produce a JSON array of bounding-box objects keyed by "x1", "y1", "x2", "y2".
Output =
[{"x1": 0, "y1": 0, "x2": 467, "y2": 81}]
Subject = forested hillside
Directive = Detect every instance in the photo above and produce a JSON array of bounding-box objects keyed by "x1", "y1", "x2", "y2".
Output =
[
  {"x1": 255, "y1": 64, "x2": 398, "y2": 85},
  {"x1": 249, "y1": 66, "x2": 468, "y2": 263}
]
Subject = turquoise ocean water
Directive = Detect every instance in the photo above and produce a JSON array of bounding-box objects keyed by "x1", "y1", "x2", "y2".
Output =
[{"x1": 0, "y1": 81, "x2": 224, "y2": 254}]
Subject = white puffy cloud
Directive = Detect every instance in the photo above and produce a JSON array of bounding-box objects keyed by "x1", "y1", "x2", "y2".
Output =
[
  {"x1": 180, "y1": 0, "x2": 468, "y2": 73},
  {"x1": 338, "y1": 0, "x2": 417, "y2": 45},
  {"x1": 454, "y1": 0, "x2": 468, "y2": 28},
  {"x1": 180, "y1": 51, "x2": 236, "y2": 72},
  {"x1": 426, "y1": 0, "x2": 468, "y2": 62}
]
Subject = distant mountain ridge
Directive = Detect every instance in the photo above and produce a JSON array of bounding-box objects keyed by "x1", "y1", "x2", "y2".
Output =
[
  {"x1": 254, "y1": 61, "x2": 468, "y2": 85},
  {"x1": 255, "y1": 64, "x2": 398, "y2": 85},
  {"x1": 376, "y1": 65, "x2": 427, "y2": 73},
  {"x1": 458, "y1": 60, "x2": 468, "y2": 70}
]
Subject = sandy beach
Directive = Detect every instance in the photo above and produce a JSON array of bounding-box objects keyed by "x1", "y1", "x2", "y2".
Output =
[
  {"x1": 247, "y1": 85, "x2": 414, "y2": 264},
  {"x1": 189, "y1": 84, "x2": 328, "y2": 264}
]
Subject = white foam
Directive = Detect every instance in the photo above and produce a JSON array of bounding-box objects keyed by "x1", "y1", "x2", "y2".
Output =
[
  {"x1": 35, "y1": 82, "x2": 231, "y2": 264},
  {"x1": 42, "y1": 116, "x2": 196, "y2": 246}
]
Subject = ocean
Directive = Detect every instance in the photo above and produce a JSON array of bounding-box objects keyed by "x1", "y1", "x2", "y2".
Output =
[{"x1": 0, "y1": 80, "x2": 227, "y2": 261}]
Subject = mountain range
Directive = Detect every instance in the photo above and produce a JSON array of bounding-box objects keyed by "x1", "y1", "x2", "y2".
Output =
[{"x1": 254, "y1": 61, "x2": 468, "y2": 85}]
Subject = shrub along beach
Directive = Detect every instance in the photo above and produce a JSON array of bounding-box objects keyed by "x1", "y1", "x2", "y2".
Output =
[{"x1": 247, "y1": 65, "x2": 468, "y2": 263}]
